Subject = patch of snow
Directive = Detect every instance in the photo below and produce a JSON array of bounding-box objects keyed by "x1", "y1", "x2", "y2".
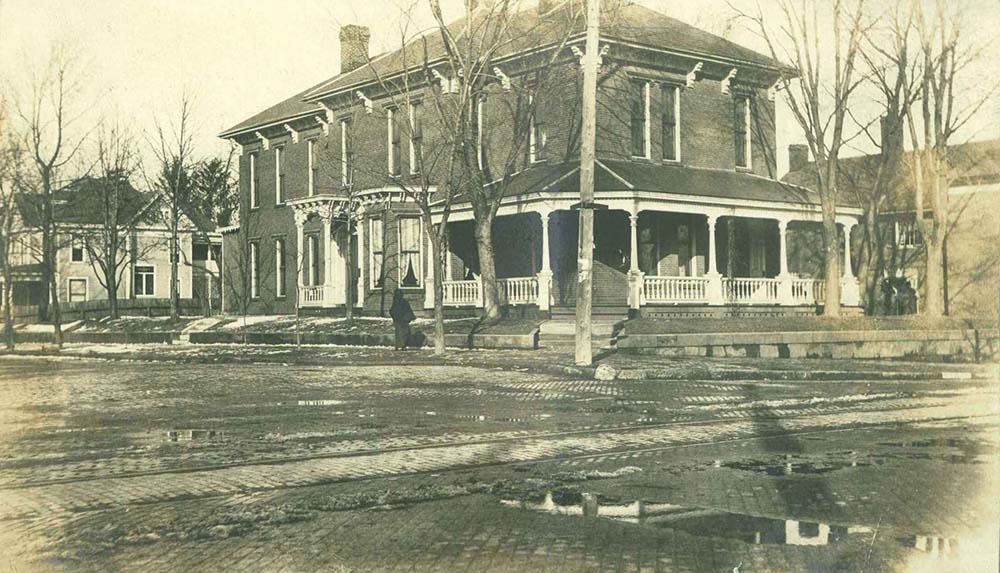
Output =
[
  {"x1": 220, "y1": 315, "x2": 288, "y2": 330},
  {"x1": 19, "y1": 324, "x2": 55, "y2": 333},
  {"x1": 182, "y1": 318, "x2": 221, "y2": 333}
]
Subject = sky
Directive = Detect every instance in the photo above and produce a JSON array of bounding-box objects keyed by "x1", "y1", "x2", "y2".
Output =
[{"x1": 2, "y1": 0, "x2": 999, "y2": 179}]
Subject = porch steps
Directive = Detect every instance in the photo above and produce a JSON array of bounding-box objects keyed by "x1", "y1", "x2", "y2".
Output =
[{"x1": 538, "y1": 318, "x2": 624, "y2": 351}]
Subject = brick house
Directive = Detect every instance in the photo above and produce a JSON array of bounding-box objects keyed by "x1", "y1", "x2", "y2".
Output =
[
  {"x1": 784, "y1": 138, "x2": 1000, "y2": 317},
  {"x1": 220, "y1": 2, "x2": 864, "y2": 319},
  {"x1": 3, "y1": 176, "x2": 221, "y2": 317}
]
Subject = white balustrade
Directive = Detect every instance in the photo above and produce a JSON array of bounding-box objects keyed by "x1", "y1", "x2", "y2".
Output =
[
  {"x1": 642, "y1": 276, "x2": 709, "y2": 303},
  {"x1": 790, "y1": 278, "x2": 826, "y2": 305},
  {"x1": 442, "y1": 280, "x2": 480, "y2": 307},
  {"x1": 723, "y1": 278, "x2": 781, "y2": 304},
  {"x1": 498, "y1": 277, "x2": 539, "y2": 305},
  {"x1": 298, "y1": 285, "x2": 328, "y2": 307}
]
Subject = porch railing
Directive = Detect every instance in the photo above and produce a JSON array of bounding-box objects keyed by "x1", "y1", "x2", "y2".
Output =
[
  {"x1": 443, "y1": 280, "x2": 480, "y2": 307},
  {"x1": 298, "y1": 285, "x2": 328, "y2": 307},
  {"x1": 498, "y1": 277, "x2": 538, "y2": 305},
  {"x1": 723, "y1": 278, "x2": 780, "y2": 304},
  {"x1": 791, "y1": 279, "x2": 826, "y2": 305},
  {"x1": 643, "y1": 276, "x2": 709, "y2": 303}
]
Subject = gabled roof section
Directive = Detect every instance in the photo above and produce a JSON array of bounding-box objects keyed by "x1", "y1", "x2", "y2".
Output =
[
  {"x1": 221, "y1": 3, "x2": 783, "y2": 138},
  {"x1": 15, "y1": 176, "x2": 155, "y2": 228}
]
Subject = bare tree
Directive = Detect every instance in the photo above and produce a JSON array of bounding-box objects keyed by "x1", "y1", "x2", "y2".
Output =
[
  {"x1": 150, "y1": 96, "x2": 195, "y2": 320},
  {"x1": 14, "y1": 49, "x2": 90, "y2": 347},
  {"x1": 0, "y1": 98, "x2": 28, "y2": 350},
  {"x1": 84, "y1": 124, "x2": 151, "y2": 319},
  {"x1": 740, "y1": 0, "x2": 870, "y2": 316}
]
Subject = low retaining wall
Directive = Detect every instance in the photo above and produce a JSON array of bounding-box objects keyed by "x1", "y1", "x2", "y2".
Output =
[
  {"x1": 14, "y1": 331, "x2": 177, "y2": 345},
  {"x1": 617, "y1": 329, "x2": 998, "y2": 360},
  {"x1": 190, "y1": 329, "x2": 538, "y2": 350}
]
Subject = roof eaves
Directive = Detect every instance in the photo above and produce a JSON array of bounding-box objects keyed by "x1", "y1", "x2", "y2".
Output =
[{"x1": 219, "y1": 107, "x2": 325, "y2": 139}]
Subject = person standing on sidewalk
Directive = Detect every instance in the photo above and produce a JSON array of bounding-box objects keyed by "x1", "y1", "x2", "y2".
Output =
[{"x1": 390, "y1": 289, "x2": 416, "y2": 350}]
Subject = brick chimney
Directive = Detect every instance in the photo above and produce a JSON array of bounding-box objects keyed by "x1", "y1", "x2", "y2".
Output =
[
  {"x1": 788, "y1": 144, "x2": 809, "y2": 173},
  {"x1": 340, "y1": 25, "x2": 370, "y2": 75}
]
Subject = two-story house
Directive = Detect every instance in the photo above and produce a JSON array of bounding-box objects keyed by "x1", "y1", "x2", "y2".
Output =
[
  {"x1": 220, "y1": 2, "x2": 864, "y2": 319},
  {"x1": 3, "y1": 176, "x2": 221, "y2": 319}
]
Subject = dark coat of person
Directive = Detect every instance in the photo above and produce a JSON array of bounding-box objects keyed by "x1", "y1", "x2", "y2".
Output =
[{"x1": 390, "y1": 290, "x2": 416, "y2": 349}]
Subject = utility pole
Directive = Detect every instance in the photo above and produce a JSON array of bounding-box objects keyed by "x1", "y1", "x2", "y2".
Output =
[{"x1": 575, "y1": 0, "x2": 600, "y2": 366}]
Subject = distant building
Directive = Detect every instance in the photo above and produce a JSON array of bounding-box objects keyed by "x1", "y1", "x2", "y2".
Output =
[
  {"x1": 220, "y1": 2, "x2": 865, "y2": 319},
  {"x1": 2, "y1": 176, "x2": 221, "y2": 318}
]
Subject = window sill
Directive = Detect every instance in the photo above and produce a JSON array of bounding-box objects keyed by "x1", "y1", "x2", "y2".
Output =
[
  {"x1": 630, "y1": 156, "x2": 653, "y2": 162},
  {"x1": 275, "y1": 295, "x2": 287, "y2": 300},
  {"x1": 275, "y1": 202, "x2": 287, "y2": 208},
  {"x1": 662, "y1": 158, "x2": 681, "y2": 165},
  {"x1": 735, "y1": 166, "x2": 753, "y2": 173}
]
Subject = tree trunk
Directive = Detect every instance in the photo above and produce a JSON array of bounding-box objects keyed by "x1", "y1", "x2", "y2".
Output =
[
  {"x1": 923, "y1": 225, "x2": 945, "y2": 316},
  {"x1": 474, "y1": 214, "x2": 500, "y2": 320},
  {"x1": 3, "y1": 277, "x2": 14, "y2": 351},
  {"x1": 822, "y1": 213, "x2": 842, "y2": 317},
  {"x1": 429, "y1": 229, "x2": 446, "y2": 356}
]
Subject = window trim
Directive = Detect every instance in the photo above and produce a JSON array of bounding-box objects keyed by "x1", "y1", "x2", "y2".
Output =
[
  {"x1": 662, "y1": 84, "x2": 681, "y2": 163},
  {"x1": 528, "y1": 94, "x2": 547, "y2": 164},
  {"x1": 249, "y1": 153, "x2": 260, "y2": 209},
  {"x1": 249, "y1": 241, "x2": 260, "y2": 299},
  {"x1": 134, "y1": 265, "x2": 156, "y2": 298},
  {"x1": 305, "y1": 234, "x2": 320, "y2": 287},
  {"x1": 67, "y1": 277, "x2": 88, "y2": 303},
  {"x1": 274, "y1": 146, "x2": 285, "y2": 205},
  {"x1": 735, "y1": 96, "x2": 752, "y2": 169},
  {"x1": 630, "y1": 81, "x2": 651, "y2": 160},
  {"x1": 70, "y1": 235, "x2": 86, "y2": 262},
  {"x1": 307, "y1": 139, "x2": 316, "y2": 197},
  {"x1": 274, "y1": 236, "x2": 287, "y2": 298},
  {"x1": 340, "y1": 118, "x2": 352, "y2": 186},
  {"x1": 409, "y1": 103, "x2": 423, "y2": 175},
  {"x1": 387, "y1": 107, "x2": 402, "y2": 176},
  {"x1": 397, "y1": 216, "x2": 423, "y2": 288},
  {"x1": 369, "y1": 217, "x2": 385, "y2": 290}
]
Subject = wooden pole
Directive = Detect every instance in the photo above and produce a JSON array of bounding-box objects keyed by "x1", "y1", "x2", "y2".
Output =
[{"x1": 575, "y1": 0, "x2": 600, "y2": 366}]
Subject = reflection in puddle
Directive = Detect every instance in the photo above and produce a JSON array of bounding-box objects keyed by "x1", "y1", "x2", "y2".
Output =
[
  {"x1": 877, "y1": 438, "x2": 997, "y2": 465},
  {"x1": 502, "y1": 491, "x2": 959, "y2": 555},
  {"x1": 721, "y1": 454, "x2": 878, "y2": 476},
  {"x1": 296, "y1": 399, "x2": 345, "y2": 406},
  {"x1": 165, "y1": 429, "x2": 223, "y2": 442}
]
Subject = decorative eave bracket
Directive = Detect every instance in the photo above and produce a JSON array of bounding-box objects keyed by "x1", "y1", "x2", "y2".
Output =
[
  {"x1": 356, "y1": 91, "x2": 373, "y2": 114},
  {"x1": 318, "y1": 101, "x2": 335, "y2": 123},
  {"x1": 315, "y1": 116, "x2": 330, "y2": 136},
  {"x1": 229, "y1": 138, "x2": 244, "y2": 155},
  {"x1": 721, "y1": 68, "x2": 738, "y2": 95},
  {"x1": 686, "y1": 62, "x2": 704, "y2": 88},
  {"x1": 768, "y1": 80, "x2": 782, "y2": 102},
  {"x1": 254, "y1": 131, "x2": 270, "y2": 150},
  {"x1": 284, "y1": 124, "x2": 300, "y2": 144},
  {"x1": 493, "y1": 67, "x2": 511, "y2": 91},
  {"x1": 570, "y1": 44, "x2": 610, "y2": 68},
  {"x1": 430, "y1": 69, "x2": 460, "y2": 94}
]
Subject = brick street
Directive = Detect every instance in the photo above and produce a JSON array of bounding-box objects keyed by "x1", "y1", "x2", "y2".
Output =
[{"x1": 0, "y1": 348, "x2": 997, "y2": 572}]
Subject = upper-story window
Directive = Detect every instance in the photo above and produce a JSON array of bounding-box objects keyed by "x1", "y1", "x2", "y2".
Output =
[
  {"x1": 662, "y1": 84, "x2": 680, "y2": 162},
  {"x1": 274, "y1": 146, "x2": 285, "y2": 204},
  {"x1": 71, "y1": 236, "x2": 85, "y2": 262},
  {"x1": 409, "y1": 102, "x2": 423, "y2": 174},
  {"x1": 340, "y1": 119, "x2": 353, "y2": 186},
  {"x1": 473, "y1": 95, "x2": 487, "y2": 168},
  {"x1": 734, "y1": 96, "x2": 751, "y2": 169},
  {"x1": 528, "y1": 94, "x2": 547, "y2": 163},
  {"x1": 631, "y1": 81, "x2": 651, "y2": 159},
  {"x1": 388, "y1": 107, "x2": 402, "y2": 176},
  {"x1": 307, "y1": 139, "x2": 316, "y2": 196},
  {"x1": 249, "y1": 153, "x2": 259, "y2": 208}
]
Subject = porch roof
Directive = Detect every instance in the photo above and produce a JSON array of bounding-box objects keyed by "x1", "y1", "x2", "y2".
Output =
[{"x1": 471, "y1": 160, "x2": 860, "y2": 209}]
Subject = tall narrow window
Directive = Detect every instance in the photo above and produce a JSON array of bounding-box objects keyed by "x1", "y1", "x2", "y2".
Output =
[
  {"x1": 388, "y1": 108, "x2": 402, "y2": 176},
  {"x1": 71, "y1": 236, "x2": 85, "y2": 262},
  {"x1": 398, "y1": 217, "x2": 422, "y2": 287},
  {"x1": 307, "y1": 235, "x2": 320, "y2": 286},
  {"x1": 249, "y1": 242, "x2": 259, "y2": 299},
  {"x1": 307, "y1": 140, "x2": 316, "y2": 196},
  {"x1": 735, "y1": 96, "x2": 751, "y2": 169},
  {"x1": 275, "y1": 237, "x2": 286, "y2": 297},
  {"x1": 473, "y1": 95, "x2": 487, "y2": 168},
  {"x1": 250, "y1": 153, "x2": 259, "y2": 208},
  {"x1": 528, "y1": 94, "x2": 547, "y2": 163},
  {"x1": 662, "y1": 85, "x2": 679, "y2": 161},
  {"x1": 370, "y1": 218, "x2": 384, "y2": 288},
  {"x1": 134, "y1": 265, "x2": 156, "y2": 297},
  {"x1": 275, "y1": 146, "x2": 284, "y2": 204},
  {"x1": 409, "y1": 102, "x2": 423, "y2": 174},
  {"x1": 341, "y1": 119, "x2": 353, "y2": 186},
  {"x1": 631, "y1": 81, "x2": 650, "y2": 158}
]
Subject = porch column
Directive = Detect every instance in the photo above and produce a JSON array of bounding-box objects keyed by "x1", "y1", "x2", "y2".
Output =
[
  {"x1": 777, "y1": 219, "x2": 794, "y2": 305},
  {"x1": 355, "y1": 213, "x2": 366, "y2": 307},
  {"x1": 841, "y1": 220, "x2": 860, "y2": 306},
  {"x1": 627, "y1": 213, "x2": 643, "y2": 310},
  {"x1": 322, "y1": 216, "x2": 334, "y2": 306},
  {"x1": 294, "y1": 210, "x2": 307, "y2": 302},
  {"x1": 537, "y1": 211, "x2": 552, "y2": 313},
  {"x1": 424, "y1": 227, "x2": 435, "y2": 310},
  {"x1": 705, "y1": 214, "x2": 723, "y2": 305},
  {"x1": 329, "y1": 222, "x2": 347, "y2": 306}
]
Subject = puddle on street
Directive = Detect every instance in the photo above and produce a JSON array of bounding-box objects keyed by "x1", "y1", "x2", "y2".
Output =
[
  {"x1": 502, "y1": 491, "x2": 959, "y2": 554},
  {"x1": 165, "y1": 429, "x2": 225, "y2": 442},
  {"x1": 719, "y1": 455, "x2": 880, "y2": 476}
]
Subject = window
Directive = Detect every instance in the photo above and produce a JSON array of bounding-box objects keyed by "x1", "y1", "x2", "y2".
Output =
[
  {"x1": 192, "y1": 243, "x2": 210, "y2": 261},
  {"x1": 249, "y1": 153, "x2": 259, "y2": 208},
  {"x1": 398, "y1": 217, "x2": 422, "y2": 287},
  {"x1": 341, "y1": 119, "x2": 353, "y2": 185},
  {"x1": 662, "y1": 85, "x2": 680, "y2": 161},
  {"x1": 307, "y1": 139, "x2": 316, "y2": 196},
  {"x1": 134, "y1": 265, "x2": 155, "y2": 297},
  {"x1": 71, "y1": 236, "x2": 85, "y2": 262},
  {"x1": 735, "y1": 96, "x2": 751, "y2": 169},
  {"x1": 249, "y1": 242, "x2": 260, "y2": 299},
  {"x1": 528, "y1": 94, "x2": 547, "y2": 163},
  {"x1": 275, "y1": 237, "x2": 286, "y2": 297},
  {"x1": 306, "y1": 235, "x2": 320, "y2": 287},
  {"x1": 275, "y1": 146, "x2": 285, "y2": 204},
  {"x1": 388, "y1": 107, "x2": 402, "y2": 176},
  {"x1": 370, "y1": 218, "x2": 384, "y2": 288},
  {"x1": 895, "y1": 219, "x2": 923, "y2": 247},
  {"x1": 409, "y1": 102, "x2": 423, "y2": 174},
  {"x1": 68, "y1": 278, "x2": 87, "y2": 302},
  {"x1": 631, "y1": 81, "x2": 650, "y2": 158},
  {"x1": 473, "y1": 95, "x2": 487, "y2": 168}
]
